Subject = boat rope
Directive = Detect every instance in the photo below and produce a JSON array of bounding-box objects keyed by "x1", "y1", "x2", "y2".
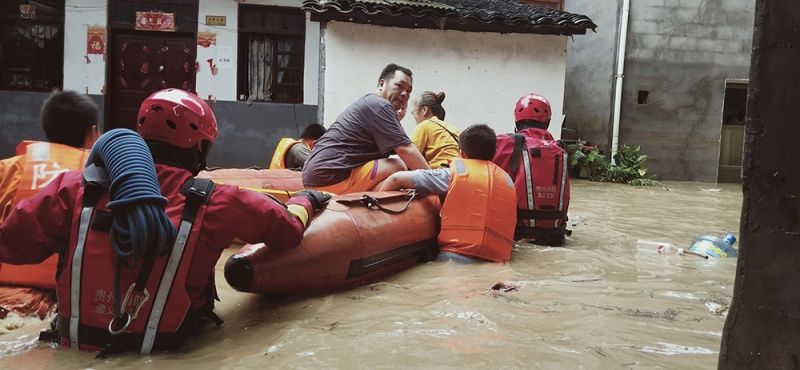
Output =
[{"x1": 360, "y1": 191, "x2": 416, "y2": 214}]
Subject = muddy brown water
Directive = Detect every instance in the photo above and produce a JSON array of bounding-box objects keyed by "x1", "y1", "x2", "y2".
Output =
[{"x1": 0, "y1": 180, "x2": 742, "y2": 369}]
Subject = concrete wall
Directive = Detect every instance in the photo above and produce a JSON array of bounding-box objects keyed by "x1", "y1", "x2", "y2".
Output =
[
  {"x1": 207, "y1": 102, "x2": 317, "y2": 168},
  {"x1": 563, "y1": 0, "x2": 619, "y2": 150},
  {"x1": 321, "y1": 21, "x2": 568, "y2": 139},
  {"x1": 564, "y1": 0, "x2": 754, "y2": 181},
  {"x1": 0, "y1": 92, "x2": 104, "y2": 157},
  {"x1": 623, "y1": 0, "x2": 754, "y2": 181}
]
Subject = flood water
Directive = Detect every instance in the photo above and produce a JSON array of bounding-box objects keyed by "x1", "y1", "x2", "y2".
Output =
[{"x1": 0, "y1": 180, "x2": 742, "y2": 369}]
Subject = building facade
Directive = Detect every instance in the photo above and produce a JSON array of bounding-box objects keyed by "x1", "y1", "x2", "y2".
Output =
[
  {"x1": 563, "y1": 0, "x2": 755, "y2": 182},
  {"x1": 0, "y1": 0, "x2": 594, "y2": 168}
]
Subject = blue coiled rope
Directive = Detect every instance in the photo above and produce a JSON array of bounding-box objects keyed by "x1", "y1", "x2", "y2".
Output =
[{"x1": 86, "y1": 128, "x2": 177, "y2": 264}]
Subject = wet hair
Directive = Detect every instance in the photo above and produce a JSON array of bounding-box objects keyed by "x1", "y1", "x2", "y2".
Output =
[
  {"x1": 300, "y1": 123, "x2": 326, "y2": 140},
  {"x1": 459, "y1": 124, "x2": 497, "y2": 161},
  {"x1": 415, "y1": 91, "x2": 446, "y2": 120},
  {"x1": 378, "y1": 63, "x2": 413, "y2": 83},
  {"x1": 41, "y1": 90, "x2": 98, "y2": 147},
  {"x1": 515, "y1": 119, "x2": 549, "y2": 131}
]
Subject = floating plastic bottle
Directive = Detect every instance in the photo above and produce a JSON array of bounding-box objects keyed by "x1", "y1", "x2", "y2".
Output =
[
  {"x1": 636, "y1": 240, "x2": 684, "y2": 255},
  {"x1": 687, "y1": 233, "x2": 737, "y2": 258}
]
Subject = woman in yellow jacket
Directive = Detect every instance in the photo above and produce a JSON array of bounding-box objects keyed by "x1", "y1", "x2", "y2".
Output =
[{"x1": 410, "y1": 91, "x2": 461, "y2": 168}]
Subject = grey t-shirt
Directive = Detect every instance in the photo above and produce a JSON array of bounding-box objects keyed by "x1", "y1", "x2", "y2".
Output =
[
  {"x1": 411, "y1": 168, "x2": 451, "y2": 196},
  {"x1": 302, "y1": 94, "x2": 412, "y2": 187},
  {"x1": 284, "y1": 142, "x2": 311, "y2": 170}
]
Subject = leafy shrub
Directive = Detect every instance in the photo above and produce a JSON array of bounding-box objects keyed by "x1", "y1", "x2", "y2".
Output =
[{"x1": 566, "y1": 142, "x2": 663, "y2": 187}]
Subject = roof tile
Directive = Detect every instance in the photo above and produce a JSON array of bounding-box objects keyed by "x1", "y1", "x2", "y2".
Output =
[{"x1": 303, "y1": 0, "x2": 596, "y2": 35}]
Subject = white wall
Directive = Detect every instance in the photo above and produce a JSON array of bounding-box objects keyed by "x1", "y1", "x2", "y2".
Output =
[
  {"x1": 62, "y1": 0, "x2": 319, "y2": 104},
  {"x1": 63, "y1": 0, "x2": 106, "y2": 95},
  {"x1": 321, "y1": 22, "x2": 568, "y2": 138},
  {"x1": 303, "y1": 12, "x2": 320, "y2": 106},
  {"x1": 196, "y1": 0, "x2": 238, "y2": 101},
  {"x1": 197, "y1": 0, "x2": 319, "y2": 104}
]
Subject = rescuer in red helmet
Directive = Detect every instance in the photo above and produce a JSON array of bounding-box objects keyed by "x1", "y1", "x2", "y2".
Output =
[
  {"x1": 492, "y1": 93, "x2": 571, "y2": 247},
  {"x1": 0, "y1": 88, "x2": 330, "y2": 354}
]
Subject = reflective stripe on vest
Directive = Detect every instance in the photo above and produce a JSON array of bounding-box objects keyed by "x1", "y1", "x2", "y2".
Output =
[
  {"x1": 141, "y1": 218, "x2": 193, "y2": 354},
  {"x1": 69, "y1": 205, "x2": 95, "y2": 350},
  {"x1": 557, "y1": 150, "x2": 568, "y2": 227},
  {"x1": 269, "y1": 138, "x2": 302, "y2": 169},
  {"x1": 439, "y1": 159, "x2": 516, "y2": 262},
  {"x1": 520, "y1": 148, "x2": 535, "y2": 228}
]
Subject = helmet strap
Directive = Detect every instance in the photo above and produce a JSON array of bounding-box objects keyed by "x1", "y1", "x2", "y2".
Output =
[
  {"x1": 146, "y1": 140, "x2": 205, "y2": 175},
  {"x1": 515, "y1": 120, "x2": 549, "y2": 131}
]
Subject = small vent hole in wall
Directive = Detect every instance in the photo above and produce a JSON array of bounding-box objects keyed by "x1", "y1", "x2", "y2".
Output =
[{"x1": 638, "y1": 90, "x2": 649, "y2": 105}]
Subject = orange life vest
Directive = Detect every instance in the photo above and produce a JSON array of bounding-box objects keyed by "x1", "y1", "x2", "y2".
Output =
[
  {"x1": 438, "y1": 159, "x2": 517, "y2": 262},
  {"x1": 12, "y1": 141, "x2": 89, "y2": 205},
  {"x1": 269, "y1": 138, "x2": 308, "y2": 169},
  {"x1": 0, "y1": 141, "x2": 88, "y2": 289}
]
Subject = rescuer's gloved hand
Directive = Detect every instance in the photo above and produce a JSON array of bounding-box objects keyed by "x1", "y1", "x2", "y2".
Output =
[{"x1": 295, "y1": 190, "x2": 332, "y2": 211}]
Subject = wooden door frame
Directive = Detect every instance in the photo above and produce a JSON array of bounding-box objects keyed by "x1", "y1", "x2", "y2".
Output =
[
  {"x1": 717, "y1": 79, "x2": 748, "y2": 183},
  {"x1": 103, "y1": 0, "x2": 199, "y2": 132}
]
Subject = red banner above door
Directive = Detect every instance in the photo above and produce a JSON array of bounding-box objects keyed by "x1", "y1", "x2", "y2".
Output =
[{"x1": 135, "y1": 11, "x2": 176, "y2": 32}]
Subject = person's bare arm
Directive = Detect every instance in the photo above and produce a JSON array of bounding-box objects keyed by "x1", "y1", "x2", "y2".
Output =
[
  {"x1": 394, "y1": 143, "x2": 430, "y2": 170},
  {"x1": 377, "y1": 171, "x2": 415, "y2": 192}
]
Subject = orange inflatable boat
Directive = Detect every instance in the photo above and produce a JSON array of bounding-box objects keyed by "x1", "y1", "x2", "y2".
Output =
[
  {"x1": 197, "y1": 168, "x2": 304, "y2": 202},
  {"x1": 225, "y1": 191, "x2": 441, "y2": 294}
]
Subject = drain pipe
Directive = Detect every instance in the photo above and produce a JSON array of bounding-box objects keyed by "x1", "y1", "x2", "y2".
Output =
[{"x1": 611, "y1": 0, "x2": 631, "y2": 164}]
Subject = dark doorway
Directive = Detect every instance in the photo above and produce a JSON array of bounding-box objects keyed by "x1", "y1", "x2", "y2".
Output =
[
  {"x1": 105, "y1": 0, "x2": 199, "y2": 131},
  {"x1": 717, "y1": 81, "x2": 747, "y2": 183},
  {"x1": 107, "y1": 32, "x2": 196, "y2": 131}
]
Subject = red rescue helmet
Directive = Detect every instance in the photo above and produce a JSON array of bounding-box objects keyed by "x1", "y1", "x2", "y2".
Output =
[
  {"x1": 136, "y1": 88, "x2": 217, "y2": 149},
  {"x1": 514, "y1": 93, "x2": 552, "y2": 124}
]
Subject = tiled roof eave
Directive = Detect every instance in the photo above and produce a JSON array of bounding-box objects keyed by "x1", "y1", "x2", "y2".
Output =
[
  {"x1": 302, "y1": 0, "x2": 597, "y2": 36},
  {"x1": 307, "y1": 11, "x2": 594, "y2": 36}
]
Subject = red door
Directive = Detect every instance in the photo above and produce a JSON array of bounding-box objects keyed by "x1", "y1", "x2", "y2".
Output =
[{"x1": 108, "y1": 32, "x2": 196, "y2": 131}]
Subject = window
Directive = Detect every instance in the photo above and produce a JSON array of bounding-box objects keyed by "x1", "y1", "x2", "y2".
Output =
[
  {"x1": 637, "y1": 90, "x2": 649, "y2": 105},
  {"x1": 238, "y1": 5, "x2": 304, "y2": 104},
  {"x1": 0, "y1": 0, "x2": 64, "y2": 91}
]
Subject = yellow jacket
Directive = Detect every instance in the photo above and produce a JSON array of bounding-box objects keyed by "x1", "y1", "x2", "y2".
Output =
[{"x1": 410, "y1": 117, "x2": 461, "y2": 168}]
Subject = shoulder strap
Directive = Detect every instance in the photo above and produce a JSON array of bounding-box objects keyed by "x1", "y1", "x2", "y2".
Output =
[
  {"x1": 139, "y1": 177, "x2": 215, "y2": 354},
  {"x1": 82, "y1": 163, "x2": 110, "y2": 206},
  {"x1": 180, "y1": 178, "x2": 215, "y2": 222},
  {"x1": 430, "y1": 120, "x2": 460, "y2": 144},
  {"x1": 509, "y1": 134, "x2": 526, "y2": 174}
]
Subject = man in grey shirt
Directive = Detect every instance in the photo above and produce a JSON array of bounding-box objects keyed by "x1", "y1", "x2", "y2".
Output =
[{"x1": 302, "y1": 64, "x2": 429, "y2": 194}]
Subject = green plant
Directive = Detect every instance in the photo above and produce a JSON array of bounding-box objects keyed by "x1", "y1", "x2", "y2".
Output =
[{"x1": 566, "y1": 142, "x2": 662, "y2": 187}]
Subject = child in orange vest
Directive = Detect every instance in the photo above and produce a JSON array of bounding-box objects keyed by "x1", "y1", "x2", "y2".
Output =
[
  {"x1": 379, "y1": 124, "x2": 517, "y2": 262},
  {"x1": 0, "y1": 90, "x2": 99, "y2": 318},
  {"x1": 0, "y1": 90, "x2": 99, "y2": 221}
]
